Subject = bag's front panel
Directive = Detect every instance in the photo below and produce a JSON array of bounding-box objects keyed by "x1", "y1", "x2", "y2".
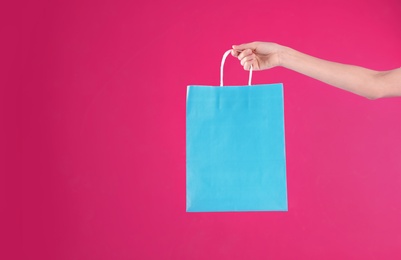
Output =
[{"x1": 186, "y1": 85, "x2": 287, "y2": 212}]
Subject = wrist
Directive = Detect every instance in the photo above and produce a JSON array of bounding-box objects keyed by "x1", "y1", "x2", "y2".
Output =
[{"x1": 276, "y1": 46, "x2": 295, "y2": 68}]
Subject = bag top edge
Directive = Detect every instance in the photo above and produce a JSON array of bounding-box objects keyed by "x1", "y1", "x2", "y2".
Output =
[{"x1": 187, "y1": 83, "x2": 283, "y2": 88}]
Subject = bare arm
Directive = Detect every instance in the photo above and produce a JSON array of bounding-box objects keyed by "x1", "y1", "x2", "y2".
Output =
[{"x1": 232, "y1": 42, "x2": 401, "y2": 99}]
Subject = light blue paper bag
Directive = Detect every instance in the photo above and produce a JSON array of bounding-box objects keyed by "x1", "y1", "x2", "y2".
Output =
[{"x1": 186, "y1": 50, "x2": 287, "y2": 212}]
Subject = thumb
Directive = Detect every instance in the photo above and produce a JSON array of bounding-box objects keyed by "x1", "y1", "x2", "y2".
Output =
[{"x1": 232, "y1": 42, "x2": 258, "y2": 51}]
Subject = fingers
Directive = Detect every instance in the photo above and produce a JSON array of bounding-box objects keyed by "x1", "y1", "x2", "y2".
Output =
[
  {"x1": 240, "y1": 53, "x2": 254, "y2": 66},
  {"x1": 231, "y1": 48, "x2": 253, "y2": 59},
  {"x1": 231, "y1": 42, "x2": 258, "y2": 70},
  {"x1": 231, "y1": 49, "x2": 240, "y2": 57},
  {"x1": 231, "y1": 48, "x2": 246, "y2": 58},
  {"x1": 231, "y1": 42, "x2": 257, "y2": 57},
  {"x1": 232, "y1": 42, "x2": 257, "y2": 51},
  {"x1": 237, "y1": 49, "x2": 255, "y2": 70},
  {"x1": 243, "y1": 59, "x2": 255, "y2": 71},
  {"x1": 237, "y1": 49, "x2": 253, "y2": 60}
]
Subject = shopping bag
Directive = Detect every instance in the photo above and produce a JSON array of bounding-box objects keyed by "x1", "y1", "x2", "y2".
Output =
[{"x1": 186, "y1": 50, "x2": 287, "y2": 212}]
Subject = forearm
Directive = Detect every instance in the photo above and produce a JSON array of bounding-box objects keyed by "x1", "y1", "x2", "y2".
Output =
[{"x1": 279, "y1": 47, "x2": 382, "y2": 99}]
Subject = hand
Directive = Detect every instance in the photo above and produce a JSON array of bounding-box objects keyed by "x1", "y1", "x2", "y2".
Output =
[{"x1": 231, "y1": 42, "x2": 285, "y2": 71}]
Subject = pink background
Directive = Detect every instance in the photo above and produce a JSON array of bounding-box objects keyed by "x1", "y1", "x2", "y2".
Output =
[{"x1": 3, "y1": 0, "x2": 401, "y2": 259}]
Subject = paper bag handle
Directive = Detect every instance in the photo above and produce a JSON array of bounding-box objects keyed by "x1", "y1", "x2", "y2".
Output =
[{"x1": 220, "y1": 49, "x2": 253, "y2": 86}]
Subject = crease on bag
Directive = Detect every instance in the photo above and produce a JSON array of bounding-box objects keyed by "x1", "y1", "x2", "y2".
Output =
[{"x1": 217, "y1": 89, "x2": 221, "y2": 111}]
